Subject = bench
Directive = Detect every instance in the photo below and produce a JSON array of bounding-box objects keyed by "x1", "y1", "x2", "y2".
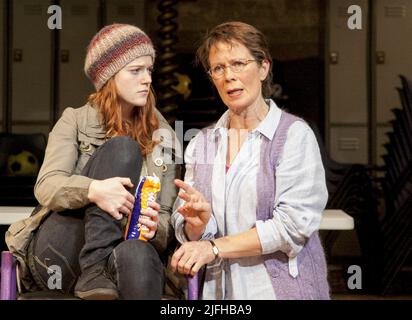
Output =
[
  {"x1": 0, "y1": 207, "x2": 354, "y2": 229},
  {"x1": 1, "y1": 206, "x2": 354, "y2": 300}
]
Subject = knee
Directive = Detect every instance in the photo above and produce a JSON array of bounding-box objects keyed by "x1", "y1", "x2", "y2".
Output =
[
  {"x1": 113, "y1": 240, "x2": 164, "y2": 299},
  {"x1": 104, "y1": 136, "x2": 142, "y2": 166},
  {"x1": 114, "y1": 240, "x2": 162, "y2": 273}
]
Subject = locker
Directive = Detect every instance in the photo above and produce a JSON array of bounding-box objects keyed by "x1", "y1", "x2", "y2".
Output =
[
  {"x1": 330, "y1": 126, "x2": 368, "y2": 164},
  {"x1": 11, "y1": 0, "x2": 51, "y2": 129},
  {"x1": 328, "y1": 0, "x2": 369, "y2": 124},
  {"x1": 327, "y1": 0, "x2": 369, "y2": 164},
  {"x1": 374, "y1": 0, "x2": 412, "y2": 163},
  {"x1": 12, "y1": 124, "x2": 50, "y2": 136},
  {"x1": 106, "y1": 0, "x2": 145, "y2": 27},
  {"x1": 375, "y1": 0, "x2": 412, "y2": 123},
  {"x1": 58, "y1": 0, "x2": 99, "y2": 117}
]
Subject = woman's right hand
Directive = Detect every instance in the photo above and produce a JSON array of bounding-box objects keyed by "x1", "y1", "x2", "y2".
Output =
[
  {"x1": 175, "y1": 179, "x2": 212, "y2": 240},
  {"x1": 88, "y1": 177, "x2": 135, "y2": 220}
]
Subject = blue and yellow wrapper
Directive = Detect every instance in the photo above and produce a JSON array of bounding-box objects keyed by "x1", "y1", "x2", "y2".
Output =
[{"x1": 124, "y1": 175, "x2": 161, "y2": 241}]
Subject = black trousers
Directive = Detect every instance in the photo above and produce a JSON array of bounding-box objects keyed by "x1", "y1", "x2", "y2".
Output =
[{"x1": 28, "y1": 136, "x2": 164, "y2": 299}]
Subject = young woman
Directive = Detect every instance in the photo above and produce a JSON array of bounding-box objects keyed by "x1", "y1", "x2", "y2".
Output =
[{"x1": 6, "y1": 24, "x2": 180, "y2": 300}]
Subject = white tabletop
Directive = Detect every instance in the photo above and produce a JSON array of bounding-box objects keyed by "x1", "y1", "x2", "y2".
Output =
[
  {"x1": 0, "y1": 207, "x2": 354, "y2": 230},
  {"x1": 320, "y1": 209, "x2": 354, "y2": 230},
  {"x1": 0, "y1": 206, "x2": 34, "y2": 225}
]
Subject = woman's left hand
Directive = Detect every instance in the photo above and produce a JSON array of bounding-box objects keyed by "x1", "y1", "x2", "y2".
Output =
[
  {"x1": 139, "y1": 201, "x2": 160, "y2": 240},
  {"x1": 171, "y1": 241, "x2": 216, "y2": 276}
]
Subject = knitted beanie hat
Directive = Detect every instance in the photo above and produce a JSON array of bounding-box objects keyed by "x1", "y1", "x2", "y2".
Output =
[{"x1": 84, "y1": 24, "x2": 155, "y2": 91}]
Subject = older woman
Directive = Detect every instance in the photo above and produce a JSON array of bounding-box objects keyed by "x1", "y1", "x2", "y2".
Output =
[{"x1": 171, "y1": 21, "x2": 329, "y2": 300}]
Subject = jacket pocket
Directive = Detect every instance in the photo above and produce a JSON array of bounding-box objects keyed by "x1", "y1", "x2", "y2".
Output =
[
  {"x1": 266, "y1": 251, "x2": 288, "y2": 278},
  {"x1": 296, "y1": 249, "x2": 318, "y2": 299},
  {"x1": 6, "y1": 208, "x2": 49, "y2": 253},
  {"x1": 6, "y1": 218, "x2": 33, "y2": 257},
  {"x1": 79, "y1": 140, "x2": 94, "y2": 156},
  {"x1": 78, "y1": 131, "x2": 103, "y2": 155},
  {"x1": 75, "y1": 132, "x2": 105, "y2": 174},
  {"x1": 78, "y1": 128, "x2": 106, "y2": 147}
]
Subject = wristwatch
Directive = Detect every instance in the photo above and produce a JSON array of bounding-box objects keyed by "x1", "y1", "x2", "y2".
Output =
[{"x1": 209, "y1": 240, "x2": 220, "y2": 259}]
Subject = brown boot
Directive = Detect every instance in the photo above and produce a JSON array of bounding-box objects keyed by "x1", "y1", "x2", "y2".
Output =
[{"x1": 74, "y1": 266, "x2": 118, "y2": 300}]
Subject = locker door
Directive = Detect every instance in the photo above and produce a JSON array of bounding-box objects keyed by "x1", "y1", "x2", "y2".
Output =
[
  {"x1": 327, "y1": 0, "x2": 369, "y2": 164},
  {"x1": 106, "y1": 0, "x2": 145, "y2": 27},
  {"x1": 375, "y1": 0, "x2": 412, "y2": 165},
  {"x1": 58, "y1": 0, "x2": 99, "y2": 116},
  {"x1": 11, "y1": 0, "x2": 51, "y2": 135}
]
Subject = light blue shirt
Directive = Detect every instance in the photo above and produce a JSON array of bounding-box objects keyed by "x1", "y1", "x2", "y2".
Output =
[{"x1": 172, "y1": 100, "x2": 328, "y2": 299}]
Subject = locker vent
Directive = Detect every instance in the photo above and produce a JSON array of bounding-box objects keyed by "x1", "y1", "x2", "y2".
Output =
[
  {"x1": 71, "y1": 5, "x2": 89, "y2": 16},
  {"x1": 24, "y1": 4, "x2": 42, "y2": 16},
  {"x1": 384, "y1": 6, "x2": 406, "y2": 18},
  {"x1": 338, "y1": 6, "x2": 350, "y2": 18},
  {"x1": 338, "y1": 138, "x2": 360, "y2": 150},
  {"x1": 117, "y1": 5, "x2": 135, "y2": 16}
]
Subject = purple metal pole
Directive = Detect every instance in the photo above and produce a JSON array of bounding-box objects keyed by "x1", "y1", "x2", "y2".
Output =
[{"x1": 187, "y1": 273, "x2": 199, "y2": 300}]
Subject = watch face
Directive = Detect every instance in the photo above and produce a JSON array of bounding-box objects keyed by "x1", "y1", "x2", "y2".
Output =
[
  {"x1": 213, "y1": 246, "x2": 219, "y2": 256},
  {"x1": 210, "y1": 240, "x2": 219, "y2": 257}
]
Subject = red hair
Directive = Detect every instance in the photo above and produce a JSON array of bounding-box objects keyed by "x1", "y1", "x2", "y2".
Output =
[{"x1": 88, "y1": 78, "x2": 159, "y2": 156}]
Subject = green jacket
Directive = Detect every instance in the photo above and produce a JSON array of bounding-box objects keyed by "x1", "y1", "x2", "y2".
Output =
[{"x1": 6, "y1": 103, "x2": 181, "y2": 291}]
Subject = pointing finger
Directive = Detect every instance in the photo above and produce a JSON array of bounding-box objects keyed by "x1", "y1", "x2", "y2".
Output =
[{"x1": 174, "y1": 179, "x2": 197, "y2": 195}]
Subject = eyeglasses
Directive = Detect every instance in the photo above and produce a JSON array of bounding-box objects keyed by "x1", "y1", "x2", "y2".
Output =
[{"x1": 208, "y1": 59, "x2": 256, "y2": 79}]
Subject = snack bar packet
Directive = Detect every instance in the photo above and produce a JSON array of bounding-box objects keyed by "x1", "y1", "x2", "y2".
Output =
[{"x1": 124, "y1": 175, "x2": 161, "y2": 241}]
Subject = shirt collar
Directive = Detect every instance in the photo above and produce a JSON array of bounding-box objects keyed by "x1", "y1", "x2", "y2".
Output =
[
  {"x1": 255, "y1": 99, "x2": 282, "y2": 140},
  {"x1": 210, "y1": 99, "x2": 282, "y2": 141}
]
